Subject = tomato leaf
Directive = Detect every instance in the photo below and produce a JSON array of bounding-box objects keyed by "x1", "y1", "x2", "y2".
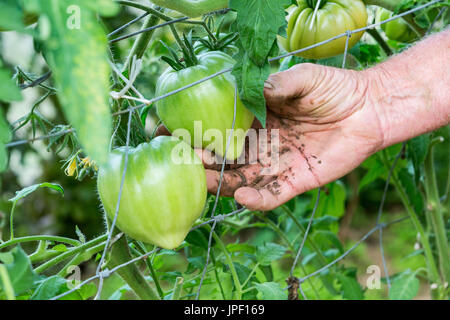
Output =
[
  {"x1": 407, "y1": 134, "x2": 430, "y2": 184},
  {"x1": 230, "y1": 0, "x2": 290, "y2": 127},
  {"x1": 230, "y1": 0, "x2": 289, "y2": 66},
  {"x1": 307, "y1": 181, "x2": 347, "y2": 219},
  {"x1": 336, "y1": 273, "x2": 364, "y2": 300},
  {"x1": 389, "y1": 270, "x2": 420, "y2": 300},
  {"x1": 31, "y1": 275, "x2": 97, "y2": 300},
  {"x1": 255, "y1": 282, "x2": 287, "y2": 300},
  {"x1": 0, "y1": 246, "x2": 40, "y2": 296},
  {"x1": 359, "y1": 157, "x2": 387, "y2": 192},
  {"x1": 38, "y1": 0, "x2": 116, "y2": 165},
  {"x1": 231, "y1": 41, "x2": 270, "y2": 126},
  {"x1": 398, "y1": 168, "x2": 424, "y2": 216},
  {"x1": 9, "y1": 182, "x2": 64, "y2": 203},
  {"x1": 256, "y1": 242, "x2": 287, "y2": 266}
]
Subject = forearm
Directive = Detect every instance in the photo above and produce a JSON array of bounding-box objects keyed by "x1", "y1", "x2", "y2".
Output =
[{"x1": 365, "y1": 29, "x2": 450, "y2": 150}]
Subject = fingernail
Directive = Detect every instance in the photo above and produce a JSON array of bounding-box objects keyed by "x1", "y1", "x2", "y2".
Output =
[{"x1": 264, "y1": 81, "x2": 274, "y2": 90}]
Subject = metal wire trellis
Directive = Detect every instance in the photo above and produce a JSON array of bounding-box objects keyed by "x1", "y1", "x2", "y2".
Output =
[{"x1": 3, "y1": 0, "x2": 445, "y2": 300}]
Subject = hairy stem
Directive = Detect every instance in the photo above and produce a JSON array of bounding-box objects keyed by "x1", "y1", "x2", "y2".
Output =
[
  {"x1": 423, "y1": 139, "x2": 450, "y2": 284},
  {"x1": 366, "y1": 28, "x2": 393, "y2": 56},
  {"x1": 0, "y1": 235, "x2": 80, "y2": 250},
  {"x1": 379, "y1": 151, "x2": 440, "y2": 285},
  {"x1": 106, "y1": 230, "x2": 159, "y2": 300},
  {"x1": 123, "y1": 8, "x2": 162, "y2": 72},
  {"x1": 34, "y1": 235, "x2": 107, "y2": 274}
]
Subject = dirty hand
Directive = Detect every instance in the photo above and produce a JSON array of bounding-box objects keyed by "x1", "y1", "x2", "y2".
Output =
[{"x1": 203, "y1": 63, "x2": 384, "y2": 211}]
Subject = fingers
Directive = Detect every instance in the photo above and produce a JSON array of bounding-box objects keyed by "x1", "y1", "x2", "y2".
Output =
[
  {"x1": 234, "y1": 178, "x2": 298, "y2": 211},
  {"x1": 205, "y1": 164, "x2": 271, "y2": 197},
  {"x1": 264, "y1": 63, "x2": 318, "y2": 116}
]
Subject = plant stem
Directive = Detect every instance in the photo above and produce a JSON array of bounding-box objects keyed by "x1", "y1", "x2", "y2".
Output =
[
  {"x1": 0, "y1": 235, "x2": 80, "y2": 250},
  {"x1": 171, "y1": 277, "x2": 184, "y2": 300},
  {"x1": 253, "y1": 212, "x2": 323, "y2": 297},
  {"x1": 280, "y1": 205, "x2": 328, "y2": 265},
  {"x1": 241, "y1": 262, "x2": 259, "y2": 289},
  {"x1": 366, "y1": 28, "x2": 393, "y2": 56},
  {"x1": 34, "y1": 235, "x2": 107, "y2": 274},
  {"x1": 106, "y1": 230, "x2": 160, "y2": 300},
  {"x1": 9, "y1": 202, "x2": 16, "y2": 240},
  {"x1": 211, "y1": 252, "x2": 227, "y2": 299},
  {"x1": 134, "y1": 241, "x2": 164, "y2": 299},
  {"x1": 123, "y1": 9, "x2": 162, "y2": 72},
  {"x1": 423, "y1": 139, "x2": 450, "y2": 284},
  {"x1": 378, "y1": 150, "x2": 440, "y2": 284},
  {"x1": 204, "y1": 225, "x2": 242, "y2": 300},
  {"x1": 57, "y1": 243, "x2": 106, "y2": 277}
]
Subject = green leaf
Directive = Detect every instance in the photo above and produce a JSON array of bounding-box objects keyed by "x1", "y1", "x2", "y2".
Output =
[
  {"x1": 256, "y1": 242, "x2": 287, "y2": 266},
  {"x1": 0, "y1": 246, "x2": 39, "y2": 295},
  {"x1": 232, "y1": 41, "x2": 269, "y2": 126},
  {"x1": 255, "y1": 282, "x2": 287, "y2": 300},
  {"x1": 407, "y1": 134, "x2": 430, "y2": 184},
  {"x1": 229, "y1": 0, "x2": 289, "y2": 66},
  {"x1": 31, "y1": 275, "x2": 97, "y2": 300},
  {"x1": 398, "y1": 168, "x2": 424, "y2": 216},
  {"x1": 31, "y1": 276, "x2": 67, "y2": 300},
  {"x1": 336, "y1": 274, "x2": 364, "y2": 300},
  {"x1": 308, "y1": 181, "x2": 346, "y2": 218},
  {"x1": 39, "y1": 0, "x2": 113, "y2": 165},
  {"x1": 359, "y1": 158, "x2": 387, "y2": 192},
  {"x1": 9, "y1": 182, "x2": 64, "y2": 203},
  {"x1": 0, "y1": 68, "x2": 22, "y2": 102},
  {"x1": 232, "y1": 262, "x2": 258, "y2": 299},
  {"x1": 230, "y1": 0, "x2": 289, "y2": 127},
  {"x1": 312, "y1": 230, "x2": 344, "y2": 253},
  {"x1": 389, "y1": 270, "x2": 419, "y2": 300}
]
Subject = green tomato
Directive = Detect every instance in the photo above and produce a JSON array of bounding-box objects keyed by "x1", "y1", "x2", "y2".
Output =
[
  {"x1": 279, "y1": 0, "x2": 368, "y2": 59},
  {"x1": 376, "y1": 8, "x2": 417, "y2": 43},
  {"x1": 97, "y1": 136, "x2": 207, "y2": 250},
  {"x1": 155, "y1": 51, "x2": 254, "y2": 161},
  {"x1": 150, "y1": 0, "x2": 228, "y2": 17}
]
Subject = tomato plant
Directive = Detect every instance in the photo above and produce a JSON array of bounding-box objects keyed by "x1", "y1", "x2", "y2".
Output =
[
  {"x1": 278, "y1": 0, "x2": 368, "y2": 59},
  {"x1": 97, "y1": 136, "x2": 207, "y2": 250},
  {"x1": 156, "y1": 50, "x2": 254, "y2": 160},
  {"x1": 376, "y1": 8, "x2": 417, "y2": 43}
]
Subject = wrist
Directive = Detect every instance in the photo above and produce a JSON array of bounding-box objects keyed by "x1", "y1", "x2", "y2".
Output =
[{"x1": 363, "y1": 61, "x2": 445, "y2": 151}]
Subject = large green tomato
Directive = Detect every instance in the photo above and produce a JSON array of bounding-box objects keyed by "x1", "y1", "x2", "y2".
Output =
[
  {"x1": 279, "y1": 0, "x2": 368, "y2": 59},
  {"x1": 155, "y1": 51, "x2": 254, "y2": 161},
  {"x1": 97, "y1": 136, "x2": 207, "y2": 250},
  {"x1": 376, "y1": 8, "x2": 417, "y2": 43}
]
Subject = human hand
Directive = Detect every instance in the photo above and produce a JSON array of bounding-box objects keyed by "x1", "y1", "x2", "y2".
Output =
[{"x1": 202, "y1": 63, "x2": 385, "y2": 211}]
